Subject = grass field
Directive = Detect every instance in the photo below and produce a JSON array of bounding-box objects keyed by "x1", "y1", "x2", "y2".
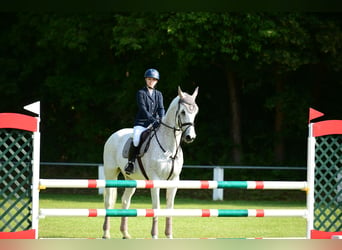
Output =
[{"x1": 38, "y1": 193, "x2": 307, "y2": 239}]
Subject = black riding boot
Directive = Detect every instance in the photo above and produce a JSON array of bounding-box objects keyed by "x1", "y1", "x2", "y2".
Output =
[{"x1": 125, "y1": 143, "x2": 138, "y2": 175}]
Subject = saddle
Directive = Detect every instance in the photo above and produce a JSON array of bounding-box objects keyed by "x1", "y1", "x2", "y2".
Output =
[{"x1": 122, "y1": 128, "x2": 153, "y2": 158}]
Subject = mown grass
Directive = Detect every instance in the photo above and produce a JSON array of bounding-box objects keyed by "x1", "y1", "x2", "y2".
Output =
[{"x1": 38, "y1": 193, "x2": 306, "y2": 239}]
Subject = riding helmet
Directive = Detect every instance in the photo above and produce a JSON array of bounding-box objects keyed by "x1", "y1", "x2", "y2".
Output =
[{"x1": 144, "y1": 68, "x2": 160, "y2": 80}]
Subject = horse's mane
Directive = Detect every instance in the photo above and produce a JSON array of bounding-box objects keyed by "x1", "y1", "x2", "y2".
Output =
[
  {"x1": 169, "y1": 96, "x2": 180, "y2": 107},
  {"x1": 163, "y1": 96, "x2": 180, "y2": 120}
]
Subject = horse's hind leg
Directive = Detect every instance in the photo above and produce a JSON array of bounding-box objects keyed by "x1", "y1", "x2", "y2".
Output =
[{"x1": 120, "y1": 187, "x2": 136, "y2": 239}]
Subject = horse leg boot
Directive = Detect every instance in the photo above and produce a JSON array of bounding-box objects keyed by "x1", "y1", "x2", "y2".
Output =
[
  {"x1": 125, "y1": 142, "x2": 138, "y2": 175},
  {"x1": 102, "y1": 216, "x2": 111, "y2": 239},
  {"x1": 120, "y1": 187, "x2": 136, "y2": 239},
  {"x1": 150, "y1": 188, "x2": 160, "y2": 239},
  {"x1": 165, "y1": 217, "x2": 173, "y2": 239}
]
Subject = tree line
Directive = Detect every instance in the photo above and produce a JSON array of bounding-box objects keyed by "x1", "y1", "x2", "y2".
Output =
[{"x1": 0, "y1": 12, "x2": 341, "y2": 174}]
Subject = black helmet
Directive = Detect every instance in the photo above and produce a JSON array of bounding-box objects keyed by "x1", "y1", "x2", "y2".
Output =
[{"x1": 144, "y1": 69, "x2": 160, "y2": 80}]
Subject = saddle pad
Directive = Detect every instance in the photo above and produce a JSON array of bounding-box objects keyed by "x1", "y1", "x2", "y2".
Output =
[
  {"x1": 122, "y1": 129, "x2": 152, "y2": 159},
  {"x1": 122, "y1": 137, "x2": 133, "y2": 158}
]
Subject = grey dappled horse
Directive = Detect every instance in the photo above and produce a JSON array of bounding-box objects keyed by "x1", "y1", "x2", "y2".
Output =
[{"x1": 102, "y1": 86, "x2": 199, "y2": 239}]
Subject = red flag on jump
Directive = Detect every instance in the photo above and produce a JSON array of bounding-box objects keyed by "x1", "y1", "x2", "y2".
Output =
[{"x1": 309, "y1": 108, "x2": 324, "y2": 123}]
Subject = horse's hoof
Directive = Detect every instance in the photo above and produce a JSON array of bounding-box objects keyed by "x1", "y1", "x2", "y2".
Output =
[{"x1": 122, "y1": 235, "x2": 132, "y2": 239}]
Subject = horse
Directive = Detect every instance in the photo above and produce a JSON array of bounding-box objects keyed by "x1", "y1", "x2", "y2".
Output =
[{"x1": 102, "y1": 86, "x2": 199, "y2": 239}]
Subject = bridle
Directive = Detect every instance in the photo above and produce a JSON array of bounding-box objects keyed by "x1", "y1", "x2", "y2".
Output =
[{"x1": 160, "y1": 99, "x2": 195, "y2": 134}]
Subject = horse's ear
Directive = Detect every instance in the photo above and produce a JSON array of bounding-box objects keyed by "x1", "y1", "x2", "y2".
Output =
[
  {"x1": 192, "y1": 87, "x2": 199, "y2": 99},
  {"x1": 178, "y1": 86, "x2": 185, "y2": 99}
]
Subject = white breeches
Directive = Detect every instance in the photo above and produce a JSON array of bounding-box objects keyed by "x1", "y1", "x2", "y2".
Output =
[{"x1": 133, "y1": 125, "x2": 147, "y2": 147}]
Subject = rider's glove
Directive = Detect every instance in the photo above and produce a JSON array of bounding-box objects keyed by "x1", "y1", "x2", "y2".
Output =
[{"x1": 152, "y1": 120, "x2": 160, "y2": 129}]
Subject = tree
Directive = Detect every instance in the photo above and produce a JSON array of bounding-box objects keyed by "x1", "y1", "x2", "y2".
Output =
[
  {"x1": 161, "y1": 12, "x2": 342, "y2": 165},
  {"x1": 253, "y1": 13, "x2": 342, "y2": 163}
]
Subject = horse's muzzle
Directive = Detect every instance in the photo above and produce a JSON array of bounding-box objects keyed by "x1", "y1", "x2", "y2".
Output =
[{"x1": 183, "y1": 134, "x2": 196, "y2": 143}]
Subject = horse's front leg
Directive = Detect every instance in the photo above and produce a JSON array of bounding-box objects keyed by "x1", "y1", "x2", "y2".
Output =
[
  {"x1": 120, "y1": 187, "x2": 136, "y2": 239},
  {"x1": 165, "y1": 187, "x2": 178, "y2": 239},
  {"x1": 102, "y1": 187, "x2": 117, "y2": 239},
  {"x1": 150, "y1": 187, "x2": 160, "y2": 239}
]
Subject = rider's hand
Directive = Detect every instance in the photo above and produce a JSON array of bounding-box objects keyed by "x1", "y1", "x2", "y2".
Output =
[{"x1": 152, "y1": 120, "x2": 160, "y2": 129}]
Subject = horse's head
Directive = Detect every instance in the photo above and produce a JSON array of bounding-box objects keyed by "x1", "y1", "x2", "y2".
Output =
[{"x1": 177, "y1": 86, "x2": 199, "y2": 143}]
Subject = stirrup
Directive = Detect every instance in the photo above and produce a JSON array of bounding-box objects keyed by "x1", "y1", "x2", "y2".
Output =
[{"x1": 125, "y1": 161, "x2": 134, "y2": 175}]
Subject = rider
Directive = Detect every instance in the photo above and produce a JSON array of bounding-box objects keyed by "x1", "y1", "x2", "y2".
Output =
[{"x1": 125, "y1": 68, "x2": 165, "y2": 175}]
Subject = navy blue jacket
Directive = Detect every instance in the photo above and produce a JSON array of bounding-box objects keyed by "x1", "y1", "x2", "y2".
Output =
[{"x1": 134, "y1": 86, "x2": 165, "y2": 127}]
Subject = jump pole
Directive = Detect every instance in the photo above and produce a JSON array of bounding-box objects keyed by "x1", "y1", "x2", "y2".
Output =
[
  {"x1": 39, "y1": 208, "x2": 307, "y2": 218},
  {"x1": 39, "y1": 179, "x2": 308, "y2": 190}
]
